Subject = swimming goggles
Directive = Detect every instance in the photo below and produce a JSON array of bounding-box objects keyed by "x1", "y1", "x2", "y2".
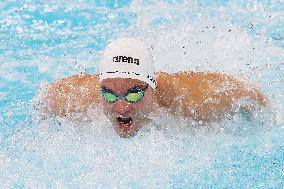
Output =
[{"x1": 101, "y1": 84, "x2": 148, "y2": 103}]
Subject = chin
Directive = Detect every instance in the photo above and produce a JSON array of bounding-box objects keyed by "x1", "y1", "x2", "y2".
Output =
[
  {"x1": 115, "y1": 120, "x2": 141, "y2": 138},
  {"x1": 117, "y1": 130, "x2": 137, "y2": 138}
]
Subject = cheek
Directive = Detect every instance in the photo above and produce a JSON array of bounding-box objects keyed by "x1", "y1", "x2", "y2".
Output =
[
  {"x1": 133, "y1": 98, "x2": 151, "y2": 111},
  {"x1": 101, "y1": 101, "x2": 114, "y2": 112}
]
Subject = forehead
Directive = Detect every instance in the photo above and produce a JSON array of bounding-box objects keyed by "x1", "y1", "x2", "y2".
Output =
[{"x1": 100, "y1": 78, "x2": 147, "y2": 93}]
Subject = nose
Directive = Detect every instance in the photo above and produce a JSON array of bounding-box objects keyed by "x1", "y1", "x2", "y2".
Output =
[{"x1": 113, "y1": 100, "x2": 132, "y2": 115}]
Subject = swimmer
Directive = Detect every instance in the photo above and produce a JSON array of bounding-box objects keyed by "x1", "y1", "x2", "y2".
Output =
[{"x1": 39, "y1": 38, "x2": 268, "y2": 138}]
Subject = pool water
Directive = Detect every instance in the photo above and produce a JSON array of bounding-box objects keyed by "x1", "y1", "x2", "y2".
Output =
[{"x1": 0, "y1": 0, "x2": 284, "y2": 188}]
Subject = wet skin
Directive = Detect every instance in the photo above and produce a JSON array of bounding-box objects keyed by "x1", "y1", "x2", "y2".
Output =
[{"x1": 41, "y1": 72, "x2": 267, "y2": 138}]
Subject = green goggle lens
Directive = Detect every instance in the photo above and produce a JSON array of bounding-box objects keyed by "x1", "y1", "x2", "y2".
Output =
[
  {"x1": 101, "y1": 85, "x2": 148, "y2": 103},
  {"x1": 101, "y1": 91, "x2": 145, "y2": 103},
  {"x1": 102, "y1": 92, "x2": 117, "y2": 103},
  {"x1": 125, "y1": 92, "x2": 144, "y2": 103}
]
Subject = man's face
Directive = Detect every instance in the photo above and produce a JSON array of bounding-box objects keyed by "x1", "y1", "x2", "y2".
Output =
[{"x1": 100, "y1": 78, "x2": 156, "y2": 138}]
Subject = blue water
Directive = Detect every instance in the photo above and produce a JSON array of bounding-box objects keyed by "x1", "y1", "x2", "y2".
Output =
[{"x1": 0, "y1": 0, "x2": 284, "y2": 188}]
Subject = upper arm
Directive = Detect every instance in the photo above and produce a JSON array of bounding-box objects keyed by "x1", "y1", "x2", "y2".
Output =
[
  {"x1": 39, "y1": 74, "x2": 101, "y2": 116},
  {"x1": 189, "y1": 72, "x2": 267, "y2": 121},
  {"x1": 156, "y1": 71, "x2": 268, "y2": 122}
]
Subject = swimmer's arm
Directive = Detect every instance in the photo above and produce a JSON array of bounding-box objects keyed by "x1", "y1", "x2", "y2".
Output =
[
  {"x1": 156, "y1": 71, "x2": 268, "y2": 122},
  {"x1": 183, "y1": 72, "x2": 268, "y2": 122},
  {"x1": 37, "y1": 74, "x2": 101, "y2": 117}
]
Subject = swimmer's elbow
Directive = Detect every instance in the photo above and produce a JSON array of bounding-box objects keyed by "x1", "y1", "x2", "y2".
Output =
[
  {"x1": 237, "y1": 89, "x2": 269, "y2": 114},
  {"x1": 253, "y1": 89, "x2": 269, "y2": 107}
]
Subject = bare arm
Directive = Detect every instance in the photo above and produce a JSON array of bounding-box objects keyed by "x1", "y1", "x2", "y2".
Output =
[
  {"x1": 38, "y1": 74, "x2": 101, "y2": 117},
  {"x1": 156, "y1": 71, "x2": 268, "y2": 122}
]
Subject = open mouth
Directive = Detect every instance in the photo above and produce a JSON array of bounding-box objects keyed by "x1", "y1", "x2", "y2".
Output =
[
  {"x1": 117, "y1": 116, "x2": 132, "y2": 124},
  {"x1": 116, "y1": 116, "x2": 133, "y2": 129}
]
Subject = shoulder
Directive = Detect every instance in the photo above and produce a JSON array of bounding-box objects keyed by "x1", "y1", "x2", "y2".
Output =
[
  {"x1": 37, "y1": 74, "x2": 101, "y2": 117},
  {"x1": 170, "y1": 71, "x2": 243, "y2": 88},
  {"x1": 154, "y1": 70, "x2": 245, "y2": 100},
  {"x1": 49, "y1": 74, "x2": 100, "y2": 92},
  {"x1": 58, "y1": 74, "x2": 99, "y2": 85}
]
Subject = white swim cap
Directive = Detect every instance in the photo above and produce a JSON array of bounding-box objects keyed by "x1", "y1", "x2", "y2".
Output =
[{"x1": 99, "y1": 38, "x2": 156, "y2": 89}]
